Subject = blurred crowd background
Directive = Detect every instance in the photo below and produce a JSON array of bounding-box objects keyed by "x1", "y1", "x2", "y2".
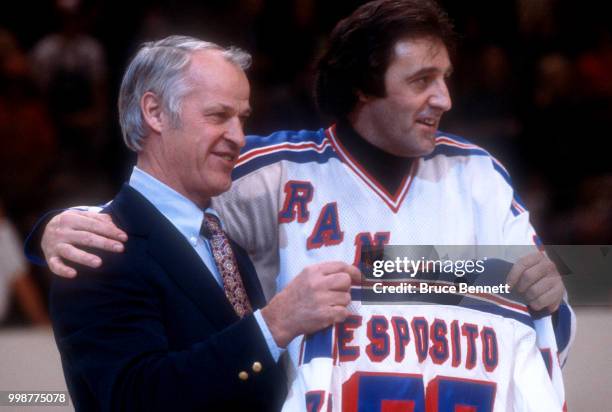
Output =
[{"x1": 0, "y1": 0, "x2": 610, "y2": 326}]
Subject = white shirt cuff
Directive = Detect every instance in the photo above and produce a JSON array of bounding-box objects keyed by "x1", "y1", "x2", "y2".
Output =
[{"x1": 253, "y1": 309, "x2": 284, "y2": 362}]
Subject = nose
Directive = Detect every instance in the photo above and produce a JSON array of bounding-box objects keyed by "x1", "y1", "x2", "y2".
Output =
[
  {"x1": 226, "y1": 117, "x2": 246, "y2": 149},
  {"x1": 429, "y1": 79, "x2": 452, "y2": 112}
]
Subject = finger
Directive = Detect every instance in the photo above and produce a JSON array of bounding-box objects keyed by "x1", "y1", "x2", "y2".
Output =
[
  {"x1": 330, "y1": 306, "x2": 350, "y2": 324},
  {"x1": 48, "y1": 256, "x2": 77, "y2": 278},
  {"x1": 526, "y1": 284, "x2": 563, "y2": 313},
  {"x1": 62, "y1": 212, "x2": 127, "y2": 242},
  {"x1": 345, "y1": 264, "x2": 362, "y2": 284},
  {"x1": 72, "y1": 209, "x2": 106, "y2": 218},
  {"x1": 68, "y1": 230, "x2": 124, "y2": 253},
  {"x1": 57, "y1": 243, "x2": 102, "y2": 268},
  {"x1": 546, "y1": 283, "x2": 565, "y2": 312},
  {"x1": 89, "y1": 211, "x2": 112, "y2": 221},
  {"x1": 514, "y1": 259, "x2": 554, "y2": 294},
  {"x1": 70, "y1": 209, "x2": 114, "y2": 226},
  {"x1": 324, "y1": 272, "x2": 352, "y2": 291},
  {"x1": 316, "y1": 261, "x2": 359, "y2": 276},
  {"x1": 88, "y1": 213, "x2": 127, "y2": 239},
  {"x1": 523, "y1": 276, "x2": 555, "y2": 303},
  {"x1": 326, "y1": 290, "x2": 352, "y2": 307},
  {"x1": 528, "y1": 282, "x2": 564, "y2": 312},
  {"x1": 506, "y1": 252, "x2": 543, "y2": 287}
]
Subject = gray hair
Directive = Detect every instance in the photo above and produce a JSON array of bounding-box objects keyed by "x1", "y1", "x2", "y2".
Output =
[{"x1": 118, "y1": 35, "x2": 251, "y2": 152}]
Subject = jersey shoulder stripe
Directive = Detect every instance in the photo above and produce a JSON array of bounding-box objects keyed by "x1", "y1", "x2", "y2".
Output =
[
  {"x1": 242, "y1": 128, "x2": 327, "y2": 152},
  {"x1": 232, "y1": 129, "x2": 338, "y2": 180},
  {"x1": 430, "y1": 131, "x2": 527, "y2": 213}
]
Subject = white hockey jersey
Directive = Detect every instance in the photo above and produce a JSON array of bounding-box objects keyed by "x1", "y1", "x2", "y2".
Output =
[
  {"x1": 212, "y1": 126, "x2": 574, "y2": 410},
  {"x1": 281, "y1": 260, "x2": 563, "y2": 411},
  {"x1": 282, "y1": 296, "x2": 563, "y2": 411}
]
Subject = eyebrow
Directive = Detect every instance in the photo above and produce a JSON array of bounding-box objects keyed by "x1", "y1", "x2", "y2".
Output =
[
  {"x1": 205, "y1": 104, "x2": 252, "y2": 117},
  {"x1": 410, "y1": 65, "x2": 454, "y2": 78}
]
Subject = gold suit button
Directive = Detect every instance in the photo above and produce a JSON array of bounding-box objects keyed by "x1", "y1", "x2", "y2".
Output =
[
  {"x1": 252, "y1": 362, "x2": 262, "y2": 373},
  {"x1": 238, "y1": 371, "x2": 249, "y2": 381}
]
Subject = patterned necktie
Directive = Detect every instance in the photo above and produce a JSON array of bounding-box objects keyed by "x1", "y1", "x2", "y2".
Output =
[{"x1": 201, "y1": 213, "x2": 253, "y2": 318}]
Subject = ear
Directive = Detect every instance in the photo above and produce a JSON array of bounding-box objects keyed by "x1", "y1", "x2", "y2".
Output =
[
  {"x1": 140, "y1": 92, "x2": 164, "y2": 135},
  {"x1": 356, "y1": 89, "x2": 371, "y2": 103}
]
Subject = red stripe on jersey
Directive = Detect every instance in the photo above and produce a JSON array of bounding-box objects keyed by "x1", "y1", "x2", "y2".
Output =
[{"x1": 237, "y1": 139, "x2": 331, "y2": 166}]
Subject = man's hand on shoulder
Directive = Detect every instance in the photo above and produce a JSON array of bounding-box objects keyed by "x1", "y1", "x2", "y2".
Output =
[
  {"x1": 506, "y1": 252, "x2": 565, "y2": 313},
  {"x1": 261, "y1": 262, "x2": 360, "y2": 348},
  {"x1": 42, "y1": 210, "x2": 128, "y2": 278}
]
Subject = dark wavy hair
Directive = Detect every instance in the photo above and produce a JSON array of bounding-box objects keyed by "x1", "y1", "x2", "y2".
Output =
[{"x1": 314, "y1": 0, "x2": 456, "y2": 120}]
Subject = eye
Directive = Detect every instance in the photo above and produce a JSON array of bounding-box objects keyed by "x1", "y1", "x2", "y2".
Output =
[
  {"x1": 206, "y1": 112, "x2": 228, "y2": 123},
  {"x1": 410, "y1": 76, "x2": 432, "y2": 91}
]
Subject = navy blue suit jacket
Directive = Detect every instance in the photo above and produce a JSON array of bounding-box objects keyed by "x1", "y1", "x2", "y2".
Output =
[{"x1": 49, "y1": 185, "x2": 287, "y2": 411}]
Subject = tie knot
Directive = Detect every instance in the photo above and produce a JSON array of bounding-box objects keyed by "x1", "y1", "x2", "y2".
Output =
[{"x1": 200, "y1": 213, "x2": 222, "y2": 239}]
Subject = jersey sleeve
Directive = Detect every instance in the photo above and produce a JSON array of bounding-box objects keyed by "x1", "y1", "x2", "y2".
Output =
[
  {"x1": 486, "y1": 158, "x2": 576, "y2": 366},
  {"x1": 212, "y1": 162, "x2": 283, "y2": 301},
  {"x1": 511, "y1": 323, "x2": 564, "y2": 412}
]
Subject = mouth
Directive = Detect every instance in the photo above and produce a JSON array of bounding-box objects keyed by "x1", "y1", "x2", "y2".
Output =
[
  {"x1": 212, "y1": 152, "x2": 239, "y2": 164},
  {"x1": 415, "y1": 117, "x2": 438, "y2": 128}
]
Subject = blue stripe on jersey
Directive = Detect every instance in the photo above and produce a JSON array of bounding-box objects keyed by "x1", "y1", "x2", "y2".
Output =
[
  {"x1": 513, "y1": 191, "x2": 527, "y2": 211},
  {"x1": 554, "y1": 301, "x2": 573, "y2": 356},
  {"x1": 232, "y1": 145, "x2": 338, "y2": 180},
  {"x1": 242, "y1": 128, "x2": 326, "y2": 153},
  {"x1": 351, "y1": 287, "x2": 535, "y2": 329},
  {"x1": 492, "y1": 160, "x2": 512, "y2": 186},
  {"x1": 492, "y1": 161, "x2": 528, "y2": 212},
  {"x1": 424, "y1": 144, "x2": 489, "y2": 160},
  {"x1": 303, "y1": 326, "x2": 334, "y2": 363},
  {"x1": 434, "y1": 131, "x2": 473, "y2": 145},
  {"x1": 431, "y1": 131, "x2": 529, "y2": 214}
]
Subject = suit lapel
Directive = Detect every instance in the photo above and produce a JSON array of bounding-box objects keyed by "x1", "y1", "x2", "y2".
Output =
[
  {"x1": 110, "y1": 185, "x2": 238, "y2": 329},
  {"x1": 148, "y1": 225, "x2": 239, "y2": 328}
]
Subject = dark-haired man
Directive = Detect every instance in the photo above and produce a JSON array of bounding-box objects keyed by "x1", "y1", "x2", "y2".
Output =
[{"x1": 29, "y1": 0, "x2": 573, "y2": 410}]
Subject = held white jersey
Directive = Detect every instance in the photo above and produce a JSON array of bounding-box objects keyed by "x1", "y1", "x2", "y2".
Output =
[
  {"x1": 281, "y1": 287, "x2": 563, "y2": 412},
  {"x1": 212, "y1": 126, "x2": 573, "y2": 409}
]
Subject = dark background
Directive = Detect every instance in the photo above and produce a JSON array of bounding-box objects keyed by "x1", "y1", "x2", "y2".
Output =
[{"x1": 1, "y1": 0, "x2": 611, "y2": 320}]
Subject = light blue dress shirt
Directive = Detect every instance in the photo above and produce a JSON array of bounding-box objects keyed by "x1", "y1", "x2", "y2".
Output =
[{"x1": 129, "y1": 166, "x2": 282, "y2": 361}]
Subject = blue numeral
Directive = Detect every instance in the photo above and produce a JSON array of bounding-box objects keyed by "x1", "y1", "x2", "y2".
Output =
[{"x1": 341, "y1": 373, "x2": 495, "y2": 412}]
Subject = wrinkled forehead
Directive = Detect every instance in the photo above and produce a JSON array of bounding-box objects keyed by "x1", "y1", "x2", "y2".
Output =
[
  {"x1": 186, "y1": 50, "x2": 246, "y2": 81},
  {"x1": 184, "y1": 49, "x2": 250, "y2": 97}
]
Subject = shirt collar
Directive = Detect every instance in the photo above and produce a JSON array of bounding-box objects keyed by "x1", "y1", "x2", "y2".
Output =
[{"x1": 128, "y1": 166, "x2": 221, "y2": 241}]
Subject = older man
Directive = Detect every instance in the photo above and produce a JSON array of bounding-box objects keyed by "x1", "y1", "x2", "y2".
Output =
[{"x1": 43, "y1": 36, "x2": 358, "y2": 411}]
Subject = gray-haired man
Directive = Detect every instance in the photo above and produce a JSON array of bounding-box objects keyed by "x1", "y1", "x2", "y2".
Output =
[{"x1": 43, "y1": 36, "x2": 359, "y2": 412}]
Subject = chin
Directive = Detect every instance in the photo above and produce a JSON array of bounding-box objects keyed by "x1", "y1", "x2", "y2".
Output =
[
  {"x1": 203, "y1": 174, "x2": 233, "y2": 197},
  {"x1": 418, "y1": 132, "x2": 437, "y2": 153},
  {"x1": 399, "y1": 139, "x2": 436, "y2": 158}
]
